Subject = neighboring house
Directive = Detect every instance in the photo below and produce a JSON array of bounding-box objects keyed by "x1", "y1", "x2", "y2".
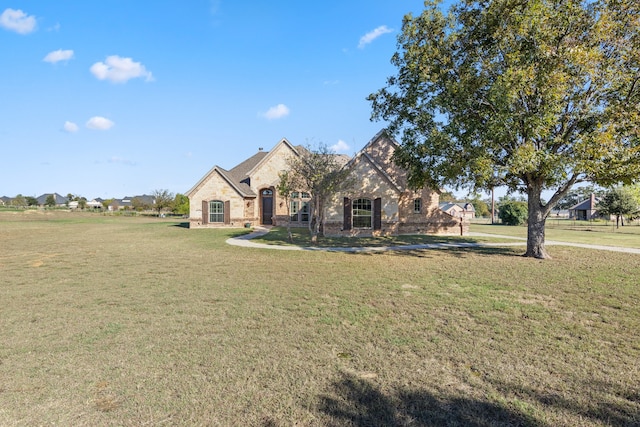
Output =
[
  {"x1": 108, "y1": 195, "x2": 155, "y2": 211},
  {"x1": 569, "y1": 194, "x2": 599, "y2": 220},
  {"x1": 187, "y1": 130, "x2": 464, "y2": 236},
  {"x1": 439, "y1": 202, "x2": 476, "y2": 219},
  {"x1": 86, "y1": 198, "x2": 104, "y2": 209},
  {"x1": 36, "y1": 193, "x2": 68, "y2": 207},
  {"x1": 0, "y1": 196, "x2": 11, "y2": 206}
]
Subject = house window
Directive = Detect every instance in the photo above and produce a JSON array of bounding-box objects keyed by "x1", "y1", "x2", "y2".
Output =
[
  {"x1": 414, "y1": 198, "x2": 422, "y2": 213},
  {"x1": 209, "y1": 200, "x2": 224, "y2": 223},
  {"x1": 352, "y1": 198, "x2": 372, "y2": 228},
  {"x1": 289, "y1": 193, "x2": 310, "y2": 222}
]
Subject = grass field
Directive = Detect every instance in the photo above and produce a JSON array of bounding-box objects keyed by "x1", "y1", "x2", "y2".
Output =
[{"x1": 1, "y1": 211, "x2": 639, "y2": 426}]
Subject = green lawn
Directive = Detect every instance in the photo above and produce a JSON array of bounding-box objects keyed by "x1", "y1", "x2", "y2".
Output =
[{"x1": 1, "y1": 211, "x2": 639, "y2": 426}]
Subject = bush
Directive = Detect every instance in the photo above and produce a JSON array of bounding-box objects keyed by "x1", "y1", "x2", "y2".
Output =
[{"x1": 498, "y1": 200, "x2": 528, "y2": 225}]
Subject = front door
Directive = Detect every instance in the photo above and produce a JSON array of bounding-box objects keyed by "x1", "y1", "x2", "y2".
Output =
[{"x1": 261, "y1": 189, "x2": 273, "y2": 225}]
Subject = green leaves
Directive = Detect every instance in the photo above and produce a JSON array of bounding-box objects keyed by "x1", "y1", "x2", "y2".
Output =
[
  {"x1": 371, "y1": 0, "x2": 639, "y2": 257},
  {"x1": 371, "y1": 0, "x2": 640, "y2": 198}
]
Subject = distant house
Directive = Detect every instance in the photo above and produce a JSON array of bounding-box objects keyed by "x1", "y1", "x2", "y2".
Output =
[
  {"x1": 0, "y1": 196, "x2": 11, "y2": 206},
  {"x1": 108, "y1": 195, "x2": 155, "y2": 211},
  {"x1": 569, "y1": 194, "x2": 599, "y2": 220},
  {"x1": 187, "y1": 130, "x2": 464, "y2": 236},
  {"x1": 439, "y1": 202, "x2": 476, "y2": 219},
  {"x1": 86, "y1": 198, "x2": 104, "y2": 209},
  {"x1": 36, "y1": 193, "x2": 68, "y2": 207}
]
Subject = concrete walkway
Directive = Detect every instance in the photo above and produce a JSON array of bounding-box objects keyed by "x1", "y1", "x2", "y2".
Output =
[{"x1": 226, "y1": 227, "x2": 640, "y2": 254}]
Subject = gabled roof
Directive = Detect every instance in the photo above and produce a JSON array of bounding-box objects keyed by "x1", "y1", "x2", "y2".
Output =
[
  {"x1": 439, "y1": 202, "x2": 475, "y2": 211},
  {"x1": 570, "y1": 195, "x2": 598, "y2": 211},
  {"x1": 186, "y1": 165, "x2": 257, "y2": 198},
  {"x1": 186, "y1": 138, "x2": 300, "y2": 198},
  {"x1": 244, "y1": 138, "x2": 300, "y2": 177},
  {"x1": 36, "y1": 193, "x2": 68, "y2": 205},
  {"x1": 344, "y1": 130, "x2": 403, "y2": 193}
]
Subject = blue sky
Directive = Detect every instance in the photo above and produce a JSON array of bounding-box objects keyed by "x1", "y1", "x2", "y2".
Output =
[{"x1": 1, "y1": 1, "x2": 458, "y2": 200}]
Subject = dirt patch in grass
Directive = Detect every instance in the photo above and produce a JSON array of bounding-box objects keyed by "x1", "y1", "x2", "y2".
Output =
[{"x1": 0, "y1": 211, "x2": 638, "y2": 425}]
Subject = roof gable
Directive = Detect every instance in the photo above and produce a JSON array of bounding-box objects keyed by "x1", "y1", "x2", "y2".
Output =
[
  {"x1": 186, "y1": 165, "x2": 256, "y2": 198},
  {"x1": 345, "y1": 130, "x2": 404, "y2": 192},
  {"x1": 187, "y1": 138, "x2": 300, "y2": 198},
  {"x1": 36, "y1": 193, "x2": 68, "y2": 204},
  {"x1": 245, "y1": 138, "x2": 300, "y2": 178}
]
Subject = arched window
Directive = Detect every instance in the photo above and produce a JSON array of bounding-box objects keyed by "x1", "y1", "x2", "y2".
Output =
[
  {"x1": 209, "y1": 200, "x2": 224, "y2": 223},
  {"x1": 352, "y1": 198, "x2": 372, "y2": 228}
]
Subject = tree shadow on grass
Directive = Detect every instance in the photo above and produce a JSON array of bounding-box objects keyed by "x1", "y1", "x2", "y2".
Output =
[
  {"x1": 317, "y1": 372, "x2": 545, "y2": 427},
  {"x1": 340, "y1": 245, "x2": 524, "y2": 259},
  {"x1": 490, "y1": 378, "x2": 640, "y2": 427}
]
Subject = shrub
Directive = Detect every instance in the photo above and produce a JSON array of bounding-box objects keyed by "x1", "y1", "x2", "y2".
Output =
[{"x1": 498, "y1": 200, "x2": 528, "y2": 225}]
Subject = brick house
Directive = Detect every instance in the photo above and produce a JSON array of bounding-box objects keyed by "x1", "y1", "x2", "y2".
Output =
[{"x1": 186, "y1": 131, "x2": 465, "y2": 236}]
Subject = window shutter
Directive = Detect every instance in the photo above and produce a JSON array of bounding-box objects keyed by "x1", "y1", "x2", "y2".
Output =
[
  {"x1": 224, "y1": 200, "x2": 231, "y2": 224},
  {"x1": 202, "y1": 200, "x2": 209, "y2": 224},
  {"x1": 374, "y1": 198, "x2": 382, "y2": 230},
  {"x1": 343, "y1": 197, "x2": 351, "y2": 230}
]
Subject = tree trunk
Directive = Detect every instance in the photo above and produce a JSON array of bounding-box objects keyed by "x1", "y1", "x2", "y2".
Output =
[
  {"x1": 525, "y1": 185, "x2": 551, "y2": 259},
  {"x1": 285, "y1": 200, "x2": 293, "y2": 243},
  {"x1": 309, "y1": 200, "x2": 320, "y2": 244}
]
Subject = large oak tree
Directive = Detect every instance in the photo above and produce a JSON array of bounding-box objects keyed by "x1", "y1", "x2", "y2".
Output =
[{"x1": 369, "y1": 0, "x2": 640, "y2": 258}]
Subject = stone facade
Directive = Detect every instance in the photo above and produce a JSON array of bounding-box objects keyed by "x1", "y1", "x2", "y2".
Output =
[{"x1": 186, "y1": 131, "x2": 467, "y2": 236}]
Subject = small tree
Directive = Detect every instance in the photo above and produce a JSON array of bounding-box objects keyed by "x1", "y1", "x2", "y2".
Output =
[
  {"x1": 172, "y1": 193, "x2": 189, "y2": 216},
  {"x1": 470, "y1": 196, "x2": 490, "y2": 218},
  {"x1": 152, "y1": 189, "x2": 174, "y2": 216},
  {"x1": 45, "y1": 194, "x2": 56, "y2": 208},
  {"x1": 499, "y1": 200, "x2": 528, "y2": 226},
  {"x1": 598, "y1": 187, "x2": 639, "y2": 228},
  {"x1": 287, "y1": 144, "x2": 351, "y2": 244},
  {"x1": 131, "y1": 197, "x2": 150, "y2": 212},
  {"x1": 12, "y1": 194, "x2": 26, "y2": 208},
  {"x1": 25, "y1": 196, "x2": 38, "y2": 207}
]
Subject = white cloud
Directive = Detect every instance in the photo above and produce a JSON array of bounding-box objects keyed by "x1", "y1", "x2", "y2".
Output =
[
  {"x1": 86, "y1": 116, "x2": 115, "y2": 130},
  {"x1": 358, "y1": 25, "x2": 393, "y2": 49},
  {"x1": 330, "y1": 140, "x2": 350, "y2": 153},
  {"x1": 90, "y1": 55, "x2": 153, "y2": 83},
  {"x1": 261, "y1": 104, "x2": 290, "y2": 120},
  {"x1": 44, "y1": 49, "x2": 74, "y2": 64},
  {"x1": 0, "y1": 8, "x2": 37, "y2": 34},
  {"x1": 63, "y1": 121, "x2": 79, "y2": 133}
]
